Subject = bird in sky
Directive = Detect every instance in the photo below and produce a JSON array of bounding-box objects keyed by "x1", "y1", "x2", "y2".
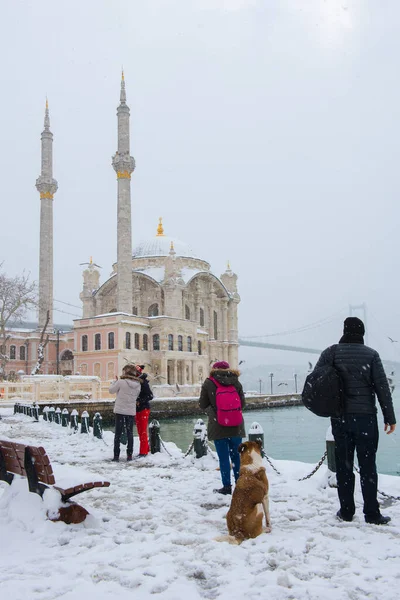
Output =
[
  {"x1": 239, "y1": 360, "x2": 245, "y2": 366},
  {"x1": 388, "y1": 337, "x2": 398, "y2": 343},
  {"x1": 308, "y1": 362, "x2": 313, "y2": 371}
]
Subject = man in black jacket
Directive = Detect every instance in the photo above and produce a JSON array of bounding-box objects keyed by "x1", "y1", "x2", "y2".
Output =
[{"x1": 315, "y1": 317, "x2": 396, "y2": 525}]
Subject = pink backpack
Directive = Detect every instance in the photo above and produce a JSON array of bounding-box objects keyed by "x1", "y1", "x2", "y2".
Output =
[{"x1": 209, "y1": 377, "x2": 243, "y2": 427}]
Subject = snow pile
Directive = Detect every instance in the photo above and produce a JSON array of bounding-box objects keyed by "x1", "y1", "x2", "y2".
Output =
[{"x1": 0, "y1": 408, "x2": 400, "y2": 600}]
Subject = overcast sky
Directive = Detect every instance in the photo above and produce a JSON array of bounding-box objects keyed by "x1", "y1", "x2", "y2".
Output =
[{"x1": 1, "y1": 0, "x2": 400, "y2": 366}]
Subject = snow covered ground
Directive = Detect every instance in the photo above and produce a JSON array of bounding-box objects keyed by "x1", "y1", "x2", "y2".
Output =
[{"x1": 1, "y1": 408, "x2": 400, "y2": 600}]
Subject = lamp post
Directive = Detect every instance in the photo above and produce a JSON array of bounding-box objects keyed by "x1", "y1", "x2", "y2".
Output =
[
  {"x1": 24, "y1": 340, "x2": 29, "y2": 375},
  {"x1": 294, "y1": 373, "x2": 298, "y2": 393},
  {"x1": 55, "y1": 329, "x2": 61, "y2": 375},
  {"x1": 269, "y1": 372, "x2": 274, "y2": 395},
  {"x1": 258, "y1": 378, "x2": 263, "y2": 395}
]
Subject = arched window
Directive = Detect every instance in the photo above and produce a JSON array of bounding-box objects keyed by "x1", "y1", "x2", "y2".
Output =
[
  {"x1": 200, "y1": 308, "x2": 205, "y2": 327},
  {"x1": 214, "y1": 311, "x2": 218, "y2": 340},
  {"x1": 10, "y1": 345, "x2": 16, "y2": 360},
  {"x1": 94, "y1": 363, "x2": 101, "y2": 378},
  {"x1": 187, "y1": 336, "x2": 192, "y2": 352},
  {"x1": 125, "y1": 332, "x2": 131, "y2": 349},
  {"x1": 148, "y1": 303, "x2": 159, "y2": 317},
  {"x1": 178, "y1": 335, "x2": 183, "y2": 351},
  {"x1": 198, "y1": 340, "x2": 202, "y2": 355},
  {"x1": 107, "y1": 362, "x2": 115, "y2": 380},
  {"x1": 95, "y1": 333, "x2": 101, "y2": 350},
  {"x1": 135, "y1": 333, "x2": 140, "y2": 350},
  {"x1": 80, "y1": 363, "x2": 88, "y2": 376},
  {"x1": 81, "y1": 335, "x2": 88, "y2": 352},
  {"x1": 153, "y1": 334, "x2": 160, "y2": 351},
  {"x1": 108, "y1": 332, "x2": 115, "y2": 350},
  {"x1": 168, "y1": 334, "x2": 174, "y2": 351},
  {"x1": 132, "y1": 306, "x2": 138, "y2": 315},
  {"x1": 143, "y1": 334, "x2": 148, "y2": 351},
  {"x1": 19, "y1": 345, "x2": 26, "y2": 361},
  {"x1": 185, "y1": 305, "x2": 190, "y2": 320}
]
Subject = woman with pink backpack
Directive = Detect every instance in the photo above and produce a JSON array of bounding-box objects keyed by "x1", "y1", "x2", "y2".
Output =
[{"x1": 199, "y1": 361, "x2": 246, "y2": 495}]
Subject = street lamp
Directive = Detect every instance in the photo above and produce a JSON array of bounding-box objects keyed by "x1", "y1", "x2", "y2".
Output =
[
  {"x1": 54, "y1": 329, "x2": 63, "y2": 375},
  {"x1": 269, "y1": 372, "x2": 274, "y2": 395},
  {"x1": 258, "y1": 378, "x2": 263, "y2": 395},
  {"x1": 294, "y1": 373, "x2": 298, "y2": 394}
]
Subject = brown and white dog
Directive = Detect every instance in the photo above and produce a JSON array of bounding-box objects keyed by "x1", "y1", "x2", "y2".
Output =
[{"x1": 219, "y1": 440, "x2": 271, "y2": 544}]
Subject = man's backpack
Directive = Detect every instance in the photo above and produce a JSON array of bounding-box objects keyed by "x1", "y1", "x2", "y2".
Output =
[
  {"x1": 209, "y1": 377, "x2": 243, "y2": 427},
  {"x1": 301, "y1": 364, "x2": 343, "y2": 418}
]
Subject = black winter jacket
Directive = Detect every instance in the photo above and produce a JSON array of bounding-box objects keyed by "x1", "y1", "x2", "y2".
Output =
[
  {"x1": 136, "y1": 374, "x2": 153, "y2": 413},
  {"x1": 199, "y1": 368, "x2": 246, "y2": 441},
  {"x1": 315, "y1": 343, "x2": 396, "y2": 425}
]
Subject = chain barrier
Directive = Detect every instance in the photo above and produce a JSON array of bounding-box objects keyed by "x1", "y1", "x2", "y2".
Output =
[
  {"x1": 207, "y1": 444, "x2": 218, "y2": 460},
  {"x1": 158, "y1": 434, "x2": 173, "y2": 457},
  {"x1": 354, "y1": 465, "x2": 400, "y2": 502},
  {"x1": 263, "y1": 454, "x2": 282, "y2": 475},
  {"x1": 184, "y1": 441, "x2": 194, "y2": 458},
  {"x1": 298, "y1": 451, "x2": 328, "y2": 481}
]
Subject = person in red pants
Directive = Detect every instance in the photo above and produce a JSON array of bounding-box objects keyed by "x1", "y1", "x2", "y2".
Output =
[{"x1": 135, "y1": 365, "x2": 153, "y2": 456}]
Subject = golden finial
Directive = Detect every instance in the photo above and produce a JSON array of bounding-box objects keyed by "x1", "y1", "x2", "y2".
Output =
[
  {"x1": 45, "y1": 97, "x2": 48, "y2": 110},
  {"x1": 170, "y1": 241, "x2": 175, "y2": 251},
  {"x1": 227, "y1": 260, "x2": 231, "y2": 270},
  {"x1": 156, "y1": 217, "x2": 165, "y2": 237},
  {"x1": 121, "y1": 68, "x2": 124, "y2": 81},
  {"x1": 90, "y1": 256, "x2": 93, "y2": 265}
]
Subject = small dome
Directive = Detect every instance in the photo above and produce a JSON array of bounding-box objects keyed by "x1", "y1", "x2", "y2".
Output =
[{"x1": 132, "y1": 235, "x2": 197, "y2": 259}]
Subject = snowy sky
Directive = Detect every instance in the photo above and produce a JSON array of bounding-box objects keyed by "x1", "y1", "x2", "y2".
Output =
[{"x1": 1, "y1": 0, "x2": 400, "y2": 365}]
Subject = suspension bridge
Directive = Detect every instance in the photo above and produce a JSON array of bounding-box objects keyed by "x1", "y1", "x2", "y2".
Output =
[{"x1": 238, "y1": 303, "x2": 400, "y2": 367}]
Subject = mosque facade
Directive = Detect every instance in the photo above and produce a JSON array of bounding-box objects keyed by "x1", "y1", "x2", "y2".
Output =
[{"x1": 3, "y1": 75, "x2": 240, "y2": 393}]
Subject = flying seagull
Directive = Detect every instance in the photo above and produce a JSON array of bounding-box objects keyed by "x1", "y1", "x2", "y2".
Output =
[
  {"x1": 388, "y1": 337, "x2": 398, "y2": 343},
  {"x1": 239, "y1": 360, "x2": 245, "y2": 366}
]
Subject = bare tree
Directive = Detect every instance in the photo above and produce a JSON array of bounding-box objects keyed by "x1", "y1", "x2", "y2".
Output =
[
  {"x1": 31, "y1": 310, "x2": 50, "y2": 376},
  {"x1": 0, "y1": 264, "x2": 37, "y2": 377}
]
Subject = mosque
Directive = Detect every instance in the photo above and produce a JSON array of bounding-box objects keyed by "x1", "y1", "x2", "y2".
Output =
[{"x1": 4, "y1": 75, "x2": 240, "y2": 394}]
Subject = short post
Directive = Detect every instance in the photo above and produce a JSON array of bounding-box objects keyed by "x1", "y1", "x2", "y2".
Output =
[
  {"x1": 80, "y1": 410, "x2": 90, "y2": 434},
  {"x1": 14, "y1": 403, "x2": 19, "y2": 414},
  {"x1": 326, "y1": 425, "x2": 336, "y2": 473},
  {"x1": 43, "y1": 406, "x2": 49, "y2": 422},
  {"x1": 248, "y1": 422, "x2": 265, "y2": 456},
  {"x1": 61, "y1": 408, "x2": 69, "y2": 427},
  {"x1": 70, "y1": 409, "x2": 79, "y2": 432},
  {"x1": 55, "y1": 407, "x2": 62, "y2": 425},
  {"x1": 48, "y1": 406, "x2": 55, "y2": 423},
  {"x1": 294, "y1": 373, "x2": 298, "y2": 394},
  {"x1": 33, "y1": 403, "x2": 39, "y2": 422},
  {"x1": 93, "y1": 412, "x2": 103, "y2": 439},
  {"x1": 149, "y1": 419, "x2": 161, "y2": 454},
  {"x1": 269, "y1": 372, "x2": 274, "y2": 395},
  {"x1": 193, "y1": 419, "x2": 208, "y2": 458}
]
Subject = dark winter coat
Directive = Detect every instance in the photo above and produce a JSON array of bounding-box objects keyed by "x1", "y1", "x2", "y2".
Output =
[
  {"x1": 136, "y1": 373, "x2": 153, "y2": 413},
  {"x1": 315, "y1": 343, "x2": 396, "y2": 425},
  {"x1": 199, "y1": 368, "x2": 246, "y2": 441}
]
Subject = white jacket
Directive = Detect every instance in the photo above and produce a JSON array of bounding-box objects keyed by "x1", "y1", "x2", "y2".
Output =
[{"x1": 109, "y1": 377, "x2": 141, "y2": 416}]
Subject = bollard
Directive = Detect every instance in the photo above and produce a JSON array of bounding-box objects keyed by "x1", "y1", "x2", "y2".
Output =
[
  {"x1": 70, "y1": 409, "x2": 79, "y2": 432},
  {"x1": 149, "y1": 420, "x2": 161, "y2": 454},
  {"x1": 248, "y1": 422, "x2": 265, "y2": 456},
  {"x1": 48, "y1": 407, "x2": 55, "y2": 423},
  {"x1": 193, "y1": 419, "x2": 208, "y2": 458},
  {"x1": 14, "y1": 403, "x2": 18, "y2": 414},
  {"x1": 33, "y1": 403, "x2": 39, "y2": 422},
  {"x1": 326, "y1": 425, "x2": 336, "y2": 473},
  {"x1": 93, "y1": 412, "x2": 103, "y2": 440},
  {"x1": 61, "y1": 408, "x2": 69, "y2": 427},
  {"x1": 22, "y1": 404, "x2": 27, "y2": 416},
  {"x1": 43, "y1": 406, "x2": 49, "y2": 422},
  {"x1": 55, "y1": 408, "x2": 62, "y2": 425},
  {"x1": 27, "y1": 405, "x2": 32, "y2": 417},
  {"x1": 80, "y1": 410, "x2": 90, "y2": 434}
]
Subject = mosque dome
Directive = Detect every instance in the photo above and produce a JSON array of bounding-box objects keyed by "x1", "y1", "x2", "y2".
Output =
[{"x1": 132, "y1": 218, "x2": 198, "y2": 259}]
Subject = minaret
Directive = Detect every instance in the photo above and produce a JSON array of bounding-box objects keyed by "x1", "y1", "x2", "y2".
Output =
[
  {"x1": 112, "y1": 71, "x2": 135, "y2": 313},
  {"x1": 35, "y1": 99, "x2": 58, "y2": 330}
]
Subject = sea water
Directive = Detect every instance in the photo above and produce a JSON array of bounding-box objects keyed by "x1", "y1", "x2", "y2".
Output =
[{"x1": 154, "y1": 391, "x2": 400, "y2": 476}]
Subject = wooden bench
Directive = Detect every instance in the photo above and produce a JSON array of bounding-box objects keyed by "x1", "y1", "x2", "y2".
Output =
[{"x1": 0, "y1": 439, "x2": 110, "y2": 523}]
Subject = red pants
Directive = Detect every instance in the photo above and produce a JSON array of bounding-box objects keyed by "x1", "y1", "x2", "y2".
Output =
[{"x1": 135, "y1": 409, "x2": 150, "y2": 455}]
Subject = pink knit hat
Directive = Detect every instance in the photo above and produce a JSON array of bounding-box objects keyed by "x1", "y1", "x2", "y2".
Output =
[{"x1": 213, "y1": 361, "x2": 230, "y2": 370}]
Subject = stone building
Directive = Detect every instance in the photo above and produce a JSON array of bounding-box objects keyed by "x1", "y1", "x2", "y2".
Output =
[{"x1": 2, "y1": 74, "x2": 240, "y2": 394}]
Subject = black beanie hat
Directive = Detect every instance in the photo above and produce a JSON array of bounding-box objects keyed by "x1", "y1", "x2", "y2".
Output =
[{"x1": 343, "y1": 317, "x2": 365, "y2": 336}]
